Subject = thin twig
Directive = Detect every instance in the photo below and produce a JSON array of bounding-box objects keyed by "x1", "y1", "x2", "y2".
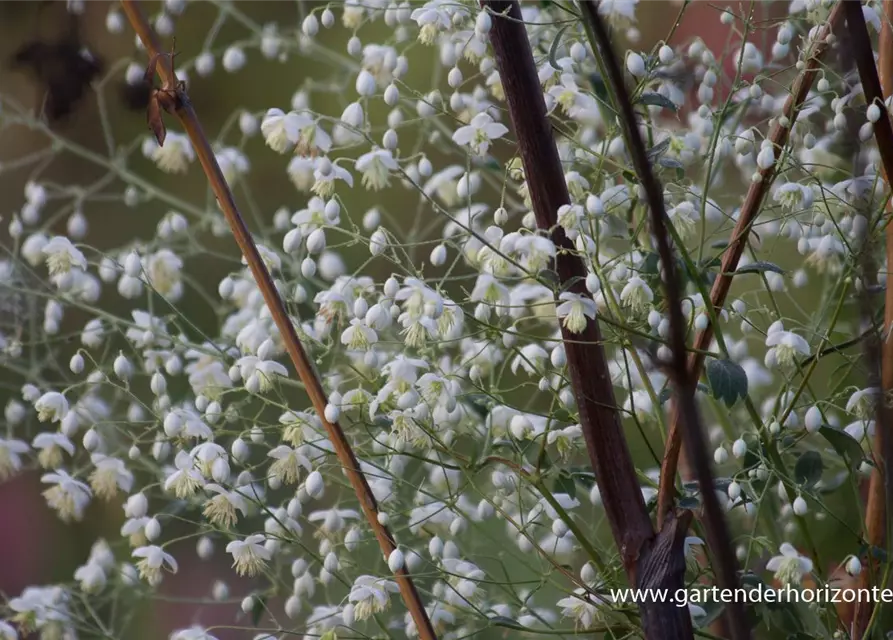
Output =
[
  {"x1": 482, "y1": 2, "x2": 694, "y2": 638},
  {"x1": 579, "y1": 4, "x2": 749, "y2": 640},
  {"x1": 845, "y1": 1, "x2": 893, "y2": 636},
  {"x1": 118, "y1": 2, "x2": 438, "y2": 638},
  {"x1": 655, "y1": 1, "x2": 846, "y2": 529}
]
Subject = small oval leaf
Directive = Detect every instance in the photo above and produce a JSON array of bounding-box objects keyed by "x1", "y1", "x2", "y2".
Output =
[
  {"x1": 734, "y1": 261, "x2": 785, "y2": 275},
  {"x1": 705, "y1": 359, "x2": 749, "y2": 407},
  {"x1": 794, "y1": 450, "x2": 823, "y2": 488},
  {"x1": 637, "y1": 92, "x2": 678, "y2": 111}
]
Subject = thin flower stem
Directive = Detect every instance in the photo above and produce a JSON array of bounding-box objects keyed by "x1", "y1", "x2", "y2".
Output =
[
  {"x1": 118, "y1": 2, "x2": 438, "y2": 638},
  {"x1": 579, "y1": 5, "x2": 749, "y2": 640},
  {"x1": 843, "y1": 1, "x2": 893, "y2": 636},
  {"x1": 654, "y1": 1, "x2": 846, "y2": 530}
]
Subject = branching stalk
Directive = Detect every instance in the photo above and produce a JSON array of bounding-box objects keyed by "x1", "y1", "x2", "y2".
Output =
[
  {"x1": 119, "y1": 2, "x2": 438, "y2": 638},
  {"x1": 579, "y1": 4, "x2": 748, "y2": 639},
  {"x1": 482, "y1": 2, "x2": 694, "y2": 638},
  {"x1": 654, "y1": 1, "x2": 846, "y2": 528},
  {"x1": 844, "y1": 1, "x2": 893, "y2": 636}
]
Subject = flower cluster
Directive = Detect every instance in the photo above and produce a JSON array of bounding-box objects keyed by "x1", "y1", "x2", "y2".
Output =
[{"x1": 0, "y1": 1, "x2": 885, "y2": 639}]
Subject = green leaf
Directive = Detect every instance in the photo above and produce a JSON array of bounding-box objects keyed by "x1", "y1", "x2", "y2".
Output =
[
  {"x1": 490, "y1": 616, "x2": 525, "y2": 630},
  {"x1": 658, "y1": 156, "x2": 684, "y2": 169},
  {"x1": 818, "y1": 425, "x2": 865, "y2": 469},
  {"x1": 637, "y1": 92, "x2": 678, "y2": 111},
  {"x1": 734, "y1": 261, "x2": 785, "y2": 275},
  {"x1": 705, "y1": 358, "x2": 749, "y2": 407},
  {"x1": 373, "y1": 415, "x2": 393, "y2": 429},
  {"x1": 464, "y1": 393, "x2": 495, "y2": 419},
  {"x1": 548, "y1": 25, "x2": 571, "y2": 72},
  {"x1": 739, "y1": 572, "x2": 765, "y2": 588},
  {"x1": 794, "y1": 450, "x2": 823, "y2": 488},
  {"x1": 570, "y1": 470, "x2": 596, "y2": 489},
  {"x1": 250, "y1": 594, "x2": 266, "y2": 627},
  {"x1": 553, "y1": 470, "x2": 577, "y2": 500},
  {"x1": 537, "y1": 268, "x2": 560, "y2": 289},
  {"x1": 646, "y1": 138, "x2": 671, "y2": 161},
  {"x1": 587, "y1": 73, "x2": 610, "y2": 104}
]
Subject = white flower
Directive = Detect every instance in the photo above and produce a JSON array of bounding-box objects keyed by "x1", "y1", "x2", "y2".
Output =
[
  {"x1": 146, "y1": 132, "x2": 195, "y2": 173},
  {"x1": 0, "y1": 621, "x2": 17, "y2": 639},
  {"x1": 773, "y1": 182, "x2": 814, "y2": 211},
  {"x1": 74, "y1": 561, "x2": 106, "y2": 593},
  {"x1": 341, "y1": 319, "x2": 378, "y2": 350},
  {"x1": 442, "y1": 558, "x2": 487, "y2": 607},
  {"x1": 263, "y1": 108, "x2": 331, "y2": 156},
  {"x1": 35, "y1": 392, "x2": 70, "y2": 423},
  {"x1": 308, "y1": 507, "x2": 360, "y2": 535},
  {"x1": 411, "y1": 0, "x2": 454, "y2": 44},
  {"x1": 312, "y1": 161, "x2": 354, "y2": 198},
  {"x1": 846, "y1": 387, "x2": 880, "y2": 419},
  {"x1": 42, "y1": 236, "x2": 86, "y2": 275},
  {"x1": 399, "y1": 314, "x2": 439, "y2": 348},
  {"x1": 804, "y1": 235, "x2": 845, "y2": 273},
  {"x1": 557, "y1": 587, "x2": 612, "y2": 629},
  {"x1": 41, "y1": 470, "x2": 92, "y2": 522},
  {"x1": 8, "y1": 585, "x2": 71, "y2": 632},
  {"x1": 547, "y1": 424, "x2": 583, "y2": 459},
  {"x1": 0, "y1": 437, "x2": 30, "y2": 479},
  {"x1": 619, "y1": 276, "x2": 653, "y2": 313},
  {"x1": 203, "y1": 483, "x2": 249, "y2": 528},
  {"x1": 598, "y1": 0, "x2": 638, "y2": 27},
  {"x1": 164, "y1": 452, "x2": 205, "y2": 498},
  {"x1": 288, "y1": 155, "x2": 318, "y2": 190},
  {"x1": 470, "y1": 274, "x2": 511, "y2": 313},
  {"x1": 261, "y1": 108, "x2": 302, "y2": 153},
  {"x1": 89, "y1": 453, "x2": 134, "y2": 500},
  {"x1": 170, "y1": 626, "x2": 219, "y2": 640},
  {"x1": 765, "y1": 331, "x2": 810, "y2": 368},
  {"x1": 145, "y1": 249, "x2": 184, "y2": 299},
  {"x1": 133, "y1": 545, "x2": 178, "y2": 586},
  {"x1": 555, "y1": 292, "x2": 597, "y2": 334},
  {"x1": 452, "y1": 113, "x2": 509, "y2": 156},
  {"x1": 356, "y1": 149, "x2": 399, "y2": 190},
  {"x1": 236, "y1": 355, "x2": 288, "y2": 393},
  {"x1": 349, "y1": 575, "x2": 400, "y2": 620},
  {"x1": 766, "y1": 543, "x2": 813, "y2": 585},
  {"x1": 267, "y1": 445, "x2": 313, "y2": 485},
  {"x1": 667, "y1": 201, "x2": 697, "y2": 238},
  {"x1": 510, "y1": 344, "x2": 549, "y2": 376},
  {"x1": 226, "y1": 533, "x2": 271, "y2": 576},
  {"x1": 216, "y1": 147, "x2": 250, "y2": 184}
]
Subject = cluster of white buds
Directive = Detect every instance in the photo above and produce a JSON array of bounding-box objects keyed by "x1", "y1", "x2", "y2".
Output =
[{"x1": 0, "y1": 1, "x2": 885, "y2": 639}]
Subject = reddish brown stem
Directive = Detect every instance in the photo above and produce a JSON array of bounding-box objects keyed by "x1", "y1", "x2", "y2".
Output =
[
  {"x1": 845, "y1": 1, "x2": 893, "y2": 636},
  {"x1": 483, "y1": 2, "x2": 693, "y2": 638},
  {"x1": 119, "y1": 2, "x2": 438, "y2": 638},
  {"x1": 655, "y1": 1, "x2": 846, "y2": 529}
]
